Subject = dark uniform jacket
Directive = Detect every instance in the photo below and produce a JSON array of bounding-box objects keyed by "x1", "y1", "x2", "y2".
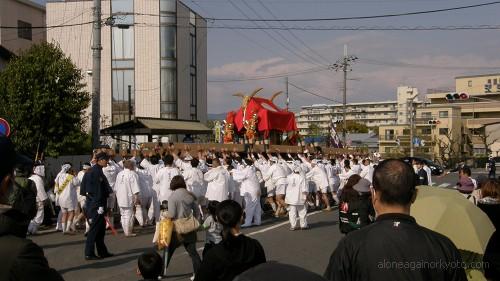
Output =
[
  {"x1": 0, "y1": 209, "x2": 63, "y2": 281},
  {"x1": 416, "y1": 169, "x2": 429, "y2": 186},
  {"x1": 80, "y1": 164, "x2": 111, "y2": 215},
  {"x1": 324, "y1": 213, "x2": 467, "y2": 281}
]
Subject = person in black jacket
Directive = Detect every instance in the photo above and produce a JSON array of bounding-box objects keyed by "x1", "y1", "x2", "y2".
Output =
[
  {"x1": 81, "y1": 152, "x2": 113, "y2": 260},
  {"x1": 338, "y1": 175, "x2": 374, "y2": 234},
  {"x1": 195, "y1": 200, "x2": 266, "y2": 281},
  {"x1": 324, "y1": 159, "x2": 467, "y2": 281},
  {"x1": 415, "y1": 160, "x2": 429, "y2": 186},
  {"x1": 0, "y1": 135, "x2": 63, "y2": 280},
  {"x1": 477, "y1": 179, "x2": 500, "y2": 279}
]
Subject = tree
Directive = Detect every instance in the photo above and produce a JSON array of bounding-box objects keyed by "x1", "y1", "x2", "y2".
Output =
[
  {"x1": 0, "y1": 42, "x2": 91, "y2": 157},
  {"x1": 337, "y1": 121, "x2": 369, "y2": 133},
  {"x1": 478, "y1": 125, "x2": 500, "y2": 156},
  {"x1": 308, "y1": 123, "x2": 322, "y2": 136}
]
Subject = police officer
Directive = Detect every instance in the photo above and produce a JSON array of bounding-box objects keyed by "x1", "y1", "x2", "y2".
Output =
[{"x1": 81, "y1": 152, "x2": 113, "y2": 260}]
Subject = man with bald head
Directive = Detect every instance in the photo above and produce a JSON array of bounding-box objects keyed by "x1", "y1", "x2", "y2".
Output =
[{"x1": 324, "y1": 159, "x2": 467, "y2": 281}]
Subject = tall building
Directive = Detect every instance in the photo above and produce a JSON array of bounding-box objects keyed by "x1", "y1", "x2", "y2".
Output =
[
  {"x1": 0, "y1": 0, "x2": 46, "y2": 69},
  {"x1": 296, "y1": 86, "x2": 418, "y2": 136},
  {"x1": 426, "y1": 73, "x2": 500, "y2": 156},
  {"x1": 46, "y1": 0, "x2": 207, "y2": 137}
]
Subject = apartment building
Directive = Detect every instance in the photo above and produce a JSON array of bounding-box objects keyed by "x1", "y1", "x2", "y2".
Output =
[
  {"x1": 296, "y1": 86, "x2": 418, "y2": 136},
  {"x1": 379, "y1": 105, "x2": 463, "y2": 162},
  {"x1": 0, "y1": 0, "x2": 46, "y2": 69},
  {"x1": 46, "y1": 0, "x2": 207, "y2": 141},
  {"x1": 426, "y1": 73, "x2": 500, "y2": 156}
]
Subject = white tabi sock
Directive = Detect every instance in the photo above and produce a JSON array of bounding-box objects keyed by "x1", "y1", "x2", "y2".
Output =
[{"x1": 61, "y1": 223, "x2": 66, "y2": 233}]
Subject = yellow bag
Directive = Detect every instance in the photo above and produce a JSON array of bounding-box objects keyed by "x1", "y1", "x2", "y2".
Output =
[{"x1": 158, "y1": 218, "x2": 174, "y2": 250}]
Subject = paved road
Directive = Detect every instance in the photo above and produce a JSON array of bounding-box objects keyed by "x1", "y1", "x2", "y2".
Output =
[
  {"x1": 32, "y1": 209, "x2": 340, "y2": 281},
  {"x1": 31, "y1": 168, "x2": 489, "y2": 280}
]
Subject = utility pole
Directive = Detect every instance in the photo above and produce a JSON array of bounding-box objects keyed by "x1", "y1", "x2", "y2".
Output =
[
  {"x1": 342, "y1": 46, "x2": 347, "y2": 145},
  {"x1": 409, "y1": 98, "x2": 414, "y2": 157},
  {"x1": 285, "y1": 76, "x2": 289, "y2": 111},
  {"x1": 332, "y1": 45, "x2": 357, "y2": 147},
  {"x1": 128, "y1": 85, "x2": 132, "y2": 150},
  {"x1": 91, "y1": 0, "x2": 102, "y2": 148}
]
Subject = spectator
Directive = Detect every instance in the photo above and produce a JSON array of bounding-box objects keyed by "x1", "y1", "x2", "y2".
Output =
[
  {"x1": 477, "y1": 180, "x2": 500, "y2": 279},
  {"x1": 324, "y1": 159, "x2": 467, "y2": 281},
  {"x1": 338, "y1": 176, "x2": 374, "y2": 235},
  {"x1": 137, "y1": 250, "x2": 163, "y2": 281},
  {"x1": 487, "y1": 156, "x2": 496, "y2": 179},
  {"x1": 195, "y1": 200, "x2": 266, "y2": 281},
  {"x1": 200, "y1": 200, "x2": 223, "y2": 257},
  {"x1": 0, "y1": 135, "x2": 63, "y2": 280},
  {"x1": 166, "y1": 176, "x2": 202, "y2": 280}
]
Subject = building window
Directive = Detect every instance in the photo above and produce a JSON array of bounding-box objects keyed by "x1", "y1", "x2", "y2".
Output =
[
  {"x1": 111, "y1": 0, "x2": 134, "y2": 125},
  {"x1": 421, "y1": 112, "x2": 432, "y2": 118},
  {"x1": 17, "y1": 20, "x2": 32, "y2": 40},
  {"x1": 488, "y1": 79, "x2": 492, "y2": 84},
  {"x1": 421, "y1": 128, "x2": 431, "y2": 135},
  {"x1": 439, "y1": 111, "x2": 448, "y2": 118},
  {"x1": 468, "y1": 80, "x2": 472, "y2": 87},
  {"x1": 439, "y1": 128, "x2": 448, "y2": 135},
  {"x1": 189, "y1": 15, "x2": 197, "y2": 121},
  {"x1": 403, "y1": 129, "x2": 410, "y2": 135},
  {"x1": 160, "y1": 68, "x2": 177, "y2": 119},
  {"x1": 160, "y1": 0, "x2": 177, "y2": 119},
  {"x1": 494, "y1": 79, "x2": 498, "y2": 85},
  {"x1": 385, "y1": 129, "x2": 394, "y2": 140},
  {"x1": 112, "y1": 69, "x2": 134, "y2": 125}
]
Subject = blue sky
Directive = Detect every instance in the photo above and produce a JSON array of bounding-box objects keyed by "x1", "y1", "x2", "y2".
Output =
[{"x1": 34, "y1": 0, "x2": 500, "y2": 114}]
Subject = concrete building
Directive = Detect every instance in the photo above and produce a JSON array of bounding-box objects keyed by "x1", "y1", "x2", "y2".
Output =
[
  {"x1": 426, "y1": 73, "x2": 500, "y2": 156},
  {"x1": 0, "y1": 0, "x2": 46, "y2": 69},
  {"x1": 46, "y1": 0, "x2": 207, "y2": 142},
  {"x1": 296, "y1": 86, "x2": 418, "y2": 136},
  {"x1": 378, "y1": 105, "x2": 463, "y2": 163}
]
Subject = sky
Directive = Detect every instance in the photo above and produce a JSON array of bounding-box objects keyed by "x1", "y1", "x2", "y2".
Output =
[{"x1": 33, "y1": 0, "x2": 500, "y2": 114}]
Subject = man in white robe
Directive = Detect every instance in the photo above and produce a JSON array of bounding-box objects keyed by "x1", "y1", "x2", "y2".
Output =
[
  {"x1": 203, "y1": 158, "x2": 230, "y2": 203},
  {"x1": 28, "y1": 163, "x2": 48, "y2": 235},
  {"x1": 153, "y1": 154, "x2": 180, "y2": 203},
  {"x1": 305, "y1": 159, "x2": 332, "y2": 211},
  {"x1": 232, "y1": 159, "x2": 261, "y2": 227},
  {"x1": 285, "y1": 164, "x2": 309, "y2": 230},
  {"x1": 54, "y1": 163, "x2": 79, "y2": 234},
  {"x1": 263, "y1": 156, "x2": 288, "y2": 217},
  {"x1": 136, "y1": 166, "x2": 153, "y2": 227},
  {"x1": 115, "y1": 160, "x2": 141, "y2": 237}
]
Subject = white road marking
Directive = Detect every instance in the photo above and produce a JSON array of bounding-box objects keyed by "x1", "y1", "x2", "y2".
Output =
[{"x1": 188, "y1": 210, "x2": 324, "y2": 252}]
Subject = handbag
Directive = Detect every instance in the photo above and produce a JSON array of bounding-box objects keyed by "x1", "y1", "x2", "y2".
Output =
[{"x1": 173, "y1": 214, "x2": 200, "y2": 234}]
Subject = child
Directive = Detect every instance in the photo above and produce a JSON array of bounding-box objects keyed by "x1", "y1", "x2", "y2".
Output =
[
  {"x1": 152, "y1": 200, "x2": 172, "y2": 277},
  {"x1": 137, "y1": 250, "x2": 163, "y2": 281},
  {"x1": 201, "y1": 200, "x2": 223, "y2": 257}
]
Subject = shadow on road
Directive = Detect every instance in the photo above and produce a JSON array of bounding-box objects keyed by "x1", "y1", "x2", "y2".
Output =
[
  {"x1": 41, "y1": 239, "x2": 86, "y2": 249},
  {"x1": 308, "y1": 220, "x2": 338, "y2": 229},
  {"x1": 58, "y1": 247, "x2": 152, "y2": 275}
]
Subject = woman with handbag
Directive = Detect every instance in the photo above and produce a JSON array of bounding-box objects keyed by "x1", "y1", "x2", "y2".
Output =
[{"x1": 166, "y1": 175, "x2": 202, "y2": 280}]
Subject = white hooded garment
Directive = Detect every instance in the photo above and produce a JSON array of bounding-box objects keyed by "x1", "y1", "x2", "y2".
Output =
[
  {"x1": 182, "y1": 166, "x2": 206, "y2": 198},
  {"x1": 232, "y1": 166, "x2": 261, "y2": 201},
  {"x1": 54, "y1": 172, "x2": 79, "y2": 210},
  {"x1": 115, "y1": 169, "x2": 141, "y2": 208},
  {"x1": 154, "y1": 166, "x2": 180, "y2": 202},
  {"x1": 285, "y1": 172, "x2": 307, "y2": 205},
  {"x1": 204, "y1": 166, "x2": 230, "y2": 202}
]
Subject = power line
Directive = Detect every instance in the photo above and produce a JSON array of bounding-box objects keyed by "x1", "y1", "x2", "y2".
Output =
[
  {"x1": 127, "y1": 1, "x2": 500, "y2": 22},
  {"x1": 288, "y1": 82, "x2": 343, "y2": 103},
  {"x1": 255, "y1": 0, "x2": 332, "y2": 64},
  {"x1": 0, "y1": 21, "x2": 94, "y2": 29},
  {"x1": 225, "y1": 0, "x2": 323, "y2": 67},
  {"x1": 208, "y1": 66, "x2": 330, "y2": 82},
  {"x1": 359, "y1": 58, "x2": 500, "y2": 70},
  {"x1": 239, "y1": 0, "x2": 326, "y2": 66},
  {"x1": 204, "y1": 1, "x2": 500, "y2": 22}
]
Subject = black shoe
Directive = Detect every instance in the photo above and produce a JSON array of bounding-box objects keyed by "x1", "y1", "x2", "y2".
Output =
[
  {"x1": 85, "y1": 255, "x2": 102, "y2": 261},
  {"x1": 99, "y1": 253, "x2": 114, "y2": 258}
]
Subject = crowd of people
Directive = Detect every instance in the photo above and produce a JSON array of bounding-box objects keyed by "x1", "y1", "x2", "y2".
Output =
[{"x1": 1, "y1": 135, "x2": 500, "y2": 280}]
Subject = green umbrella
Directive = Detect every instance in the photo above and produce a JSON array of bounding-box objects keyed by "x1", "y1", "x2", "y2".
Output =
[{"x1": 411, "y1": 186, "x2": 495, "y2": 254}]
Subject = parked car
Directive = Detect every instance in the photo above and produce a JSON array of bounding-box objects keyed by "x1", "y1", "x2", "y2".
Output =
[{"x1": 400, "y1": 157, "x2": 444, "y2": 176}]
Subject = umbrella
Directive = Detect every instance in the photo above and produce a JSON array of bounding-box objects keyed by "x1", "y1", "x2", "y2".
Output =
[{"x1": 411, "y1": 186, "x2": 495, "y2": 254}]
